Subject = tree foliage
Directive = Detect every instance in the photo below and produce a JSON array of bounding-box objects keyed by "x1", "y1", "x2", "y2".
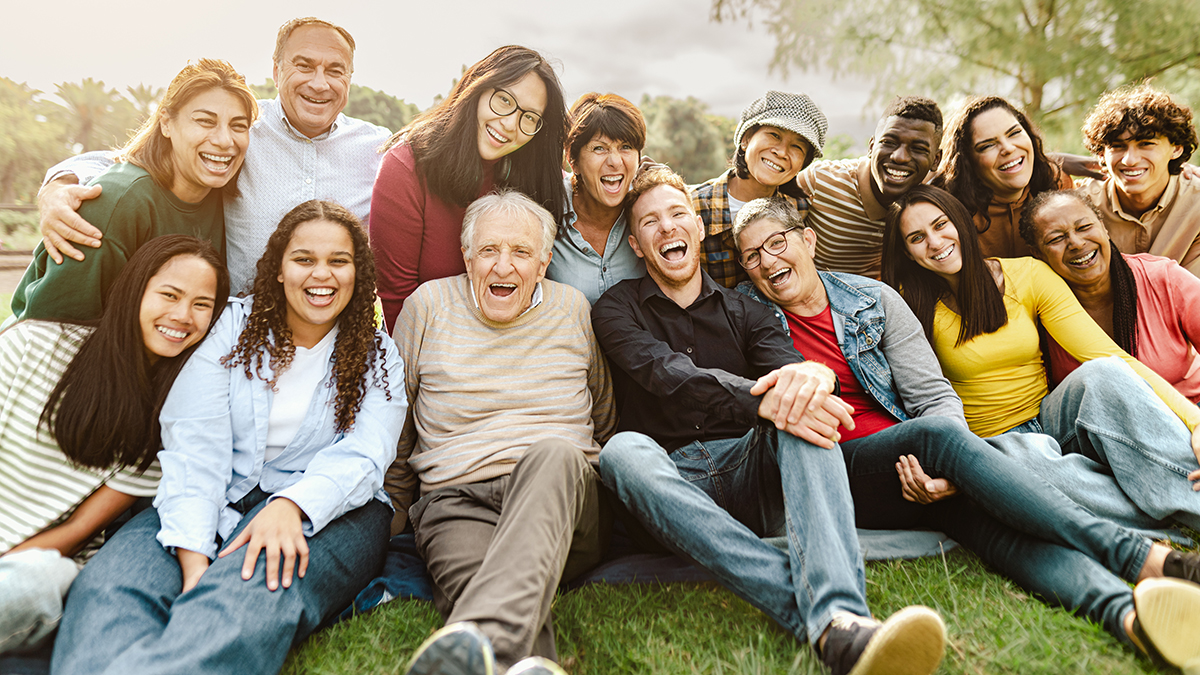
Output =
[
  {"x1": 52, "y1": 77, "x2": 139, "y2": 151},
  {"x1": 0, "y1": 79, "x2": 73, "y2": 203},
  {"x1": 640, "y1": 95, "x2": 737, "y2": 184},
  {"x1": 712, "y1": 0, "x2": 1200, "y2": 149}
]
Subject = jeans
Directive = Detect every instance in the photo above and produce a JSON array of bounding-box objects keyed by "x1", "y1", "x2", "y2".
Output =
[
  {"x1": 0, "y1": 549, "x2": 80, "y2": 655},
  {"x1": 599, "y1": 425, "x2": 869, "y2": 645},
  {"x1": 841, "y1": 416, "x2": 1147, "y2": 641},
  {"x1": 50, "y1": 490, "x2": 390, "y2": 675},
  {"x1": 993, "y1": 357, "x2": 1200, "y2": 533}
]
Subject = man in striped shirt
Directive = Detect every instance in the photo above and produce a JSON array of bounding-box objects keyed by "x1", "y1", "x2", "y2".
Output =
[
  {"x1": 798, "y1": 97, "x2": 943, "y2": 279},
  {"x1": 390, "y1": 190, "x2": 614, "y2": 675}
]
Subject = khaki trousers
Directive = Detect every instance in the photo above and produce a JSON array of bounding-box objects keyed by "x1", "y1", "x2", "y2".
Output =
[{"x1": 411, "y1": 439, "x2": 606, "y2": 668}]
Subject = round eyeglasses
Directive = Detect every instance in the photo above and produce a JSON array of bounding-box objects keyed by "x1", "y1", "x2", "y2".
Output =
[
  {"x1": 489, "y1": 89, "x2": 544, "y2": 136},
  {"x1": 739, "y1": 226, "x2": 801, "y2": 269}
]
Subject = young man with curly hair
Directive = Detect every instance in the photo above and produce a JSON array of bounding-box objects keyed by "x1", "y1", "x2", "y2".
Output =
[{"x1": 1077, "y1": 84, "x2": 1200, "y2": 276}]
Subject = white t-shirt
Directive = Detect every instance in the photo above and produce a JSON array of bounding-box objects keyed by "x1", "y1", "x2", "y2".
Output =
[
  {"x1": 727, "y1": 194, "x2": 747, "y2": 224},
  {"x1": 265, "y1": 326, "x2": 338, "y2": 460}
]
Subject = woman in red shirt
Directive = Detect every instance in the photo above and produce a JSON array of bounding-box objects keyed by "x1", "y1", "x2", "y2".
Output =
[{"x1": 369, "y1": 45, "x2": 568, "y2": 331}]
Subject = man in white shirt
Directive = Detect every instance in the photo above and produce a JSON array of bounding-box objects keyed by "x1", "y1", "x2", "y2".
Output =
[{"x1": 36, "y1": 16, "x2": 391, "y2": 294}]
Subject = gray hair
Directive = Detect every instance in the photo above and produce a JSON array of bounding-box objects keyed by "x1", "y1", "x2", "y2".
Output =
[
  {"x1": 732, "y1": 196, "x2": 806, "y2": 249},
  {"x1": 461, "y1": 189, "x2": 557, "y2": 262}
]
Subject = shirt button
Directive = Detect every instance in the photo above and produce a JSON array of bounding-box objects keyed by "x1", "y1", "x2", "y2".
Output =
[
  {"x1": 305, "y1": 177, "x2": 313, "y2": 184},
  {"x1": 686, "y1": 347, "x2": 693, "y2": 354},
  {"x1": 694, "y1": 424, "x2": 701, "y2": 430}
]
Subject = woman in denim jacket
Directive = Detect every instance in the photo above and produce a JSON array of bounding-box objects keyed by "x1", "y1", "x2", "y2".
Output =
[{"x1": 733, "y1": 195, "x2": 1200, "y2": 668}]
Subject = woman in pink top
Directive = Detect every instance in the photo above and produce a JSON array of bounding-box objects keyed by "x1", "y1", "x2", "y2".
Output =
[
  {"x1": 369, "y1": 46, "x2": 568, "y2": 331},
  {"x1": 1020, "y1": 189, "x2": 1200, "y2": 401}
]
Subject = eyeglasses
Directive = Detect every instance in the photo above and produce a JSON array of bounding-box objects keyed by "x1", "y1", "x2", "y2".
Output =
[
  {"x1": 489, "y1": 89, "x2": 544, "y2": 136},
  {"x1": 739, "y1": 226, "x2": 800, "y2": 269}
]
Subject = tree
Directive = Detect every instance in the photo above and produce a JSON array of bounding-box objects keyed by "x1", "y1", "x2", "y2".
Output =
[
  {"x1": 640, "y1": 95, "x2": 737, "y2": 184},
  {"x1": 712, "y1": 0, "x2": 1200, "y2": 150},
  {"x1": 125, "y1": 83, "x2": 163, "y2": 123},
  {"x1": 0, "y1": 79, "x2": 72, "y2": 203},
  {"x1": 53, "y1": 78, "x2": 138, "y2": 151}
]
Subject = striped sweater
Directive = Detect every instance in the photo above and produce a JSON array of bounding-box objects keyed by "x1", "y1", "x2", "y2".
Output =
[
  {"x1": 386, "y1": 275, "x2": 616, "y2": 515},
  {"x1": 797, "y1": 157, "x2": 890, "y2": 279},
  {"x1": 0, "y1": 321, "x2": 160, "y2": 557}
]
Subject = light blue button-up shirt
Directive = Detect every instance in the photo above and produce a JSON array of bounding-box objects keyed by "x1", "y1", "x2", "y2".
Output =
[
  {"x1": 45, "y1": 98, "x2": 391, "y2": 295},
  {"x1": 154, "y1": 297, "x2": 407, "y2": 558},
  {"x1": 545, "y1": 178, "x2": 646, "y2": 305}
]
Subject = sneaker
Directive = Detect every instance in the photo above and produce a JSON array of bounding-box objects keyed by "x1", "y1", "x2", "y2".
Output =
[
  {"x1": 405, "y1": 622, "x2": 495, "y2": 675},
  {"x1": 820, "y1": 606, "x2": 946, "y2": 675},
  {"x1": 1164, "y1": 550, "x2": 1200, "y2": 585},
  {"x1": 505, "y1": 656, "x2": 568, "y2": 674},
  {"x1": 1131, "y1": 578, "x2": 1200, "y2": 670}
]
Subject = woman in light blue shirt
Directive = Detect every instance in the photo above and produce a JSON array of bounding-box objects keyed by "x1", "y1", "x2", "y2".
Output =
[
  {"x1": 547, "y1": 93, "x2": 648, "y2": 304},
  {"x1": 52, "y1": 200, "x2": 407, "y2": 675}
]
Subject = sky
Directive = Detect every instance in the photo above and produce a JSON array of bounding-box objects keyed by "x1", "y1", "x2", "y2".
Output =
[{"x1": 4, "y1": 0, "x2": 879, "y2": 147}]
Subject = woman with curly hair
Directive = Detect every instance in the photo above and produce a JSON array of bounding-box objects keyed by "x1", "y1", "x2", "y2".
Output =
[
  {"x1": 1021, "y1": 189, "x2": 1200, "y2": 401},
  {"x1": 933, "y1": 96, "x2": 1072, "y2": 258},
  {"x1": 0, "y1": 235, "x2": 226, "y2": 656},
  {"x1": 370, "y1": 45, "x2": 568, "y2": 330},
  {"x1": 52, "y1": 200, "x2": 407, "y2": 675}
]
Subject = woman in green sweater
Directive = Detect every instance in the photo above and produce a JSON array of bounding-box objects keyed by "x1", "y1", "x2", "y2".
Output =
[{"x1": 10, "y1": 58, "x2": 256, "y2": 323}]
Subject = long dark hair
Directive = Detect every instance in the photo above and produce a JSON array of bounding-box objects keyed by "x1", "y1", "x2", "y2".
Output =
[
  {"x1": 222, "y1": 200, "x2": 389, "y2": 432},
  {"x1": 383, "y1": 46, "x2": 567, "y2": 219},
  {"x1": 1019, "y1": 189, "x2": 1139, "y2": 356},
  {"x1": 42, "y1": 235, "x2": 230, "y2": 471},
  {"x1": 935, "y1": 96, "x2": 1058, "y2": 227},
  {"x1": 882, "y1": 185, "x2": 1008, "y2": 345}
]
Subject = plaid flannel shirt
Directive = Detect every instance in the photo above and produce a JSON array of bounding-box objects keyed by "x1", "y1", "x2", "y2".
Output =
[{"x1": 690, "y1": 169, "x2": 810, "y2": 288}]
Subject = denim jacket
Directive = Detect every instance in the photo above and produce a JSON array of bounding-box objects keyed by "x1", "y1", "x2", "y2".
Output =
[{"x1": 737, "y1": 271, "x2": 964, "y2": 425}]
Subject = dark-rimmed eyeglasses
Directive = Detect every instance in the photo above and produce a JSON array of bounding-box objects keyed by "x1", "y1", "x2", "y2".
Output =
[
  {"x1": 489, "y1": 89, "x2": 543, "y2": 136},
  {"x1": 739, "y1": 226, "x2": 801, "y2": 269}
]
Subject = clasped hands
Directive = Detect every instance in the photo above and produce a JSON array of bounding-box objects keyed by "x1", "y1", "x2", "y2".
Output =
[{"x1": 753, "y1": 361, "x2": 854, "y2": 449}]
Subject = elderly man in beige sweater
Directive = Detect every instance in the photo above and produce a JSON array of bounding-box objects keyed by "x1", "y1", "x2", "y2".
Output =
[{"x1": 387, "y1": 189, "x2": 615, "y2": 675}]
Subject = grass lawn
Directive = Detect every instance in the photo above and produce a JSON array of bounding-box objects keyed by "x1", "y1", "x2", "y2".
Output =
[{"x1": 279, "y1": 542, "x2": 1192, "y2": 675}]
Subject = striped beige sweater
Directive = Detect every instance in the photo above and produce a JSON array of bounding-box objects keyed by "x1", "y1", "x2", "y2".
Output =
[{"x1": 385, "y1": 274, "x2": 615, "y2": 529}]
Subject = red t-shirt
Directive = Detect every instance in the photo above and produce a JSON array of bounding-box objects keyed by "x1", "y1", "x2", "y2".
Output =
[{"x1": 783, "y1": 306, "x2": 898, "y2": 442}]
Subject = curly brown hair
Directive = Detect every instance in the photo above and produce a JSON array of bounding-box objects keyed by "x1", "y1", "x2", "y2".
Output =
[
  {"x1": 1082, "y1": 83, "x2": 1197, "y2": 175},
  {"x1": 934, "y1": 96, "x2": 1059, "y2": 221},
  {"x1": 222, "y1": 200, "x2": 389, "y2": 432}
]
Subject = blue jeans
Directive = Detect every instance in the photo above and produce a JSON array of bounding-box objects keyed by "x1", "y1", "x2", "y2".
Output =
[
  {"x1": 599, "y1": 426, "x2": 869, "y2": 645},
  {"x1": 993, "y1": 357, "x2": 1200, "y2": 533},
  {"x1": 50, "y1": 490, "x2": 390, "y2": 675},
  {"x1": 841, "y1": 416, "x2": 1147, "y2": 641},
  {"x1": 0, "y1": 549, "x2": 79, "y2": 656}
]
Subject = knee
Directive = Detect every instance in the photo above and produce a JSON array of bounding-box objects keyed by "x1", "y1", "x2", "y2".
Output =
[
  {"x1": 1069, "y1": 356, "x2": 1136, "y2": 393},
  {"x1": 598, "y1": 431, "x2": 666, "y2": 479},
  {"x1": 519, "y1": 438, "x2": 591, "y2": 477}
]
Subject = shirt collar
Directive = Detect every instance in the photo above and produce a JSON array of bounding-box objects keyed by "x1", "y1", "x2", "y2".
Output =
[
  {"x1": 274, "y1": 97, "x2": 340, "y2": 141},
  {"x1": 1106, "y1": 173, "x2": 1178, "y2": 222},
  {"x1": 636, "y1": 269, "x2": 720, "y2": 306}
]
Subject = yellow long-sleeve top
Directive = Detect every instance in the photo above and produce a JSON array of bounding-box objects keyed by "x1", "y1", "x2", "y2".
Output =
[{"x1": 932, "y1": 257, "x2": 1200, "y2": 437}]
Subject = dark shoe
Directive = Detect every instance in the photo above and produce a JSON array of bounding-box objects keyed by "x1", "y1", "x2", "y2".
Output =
[
  {"x1": 406, "y1": 622, "x2": 495, "y2": 675},
  {"x1": 820, "y1": 607, "x2": 945, "y2": 675},
  {"x1": 1164, "y1": 550, "x2": 1200, "y2": 585},
  {"x1": 505, "y1": 656, "x2": 567, "y2": 674},
  {"x1": 1132, "y1": 578, "x2": 1200, "y2": 670}
]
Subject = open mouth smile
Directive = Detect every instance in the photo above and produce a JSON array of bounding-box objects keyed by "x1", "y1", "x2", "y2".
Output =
[
  {"x1": 489, "y1": 282, "x2": 517, "y2": 298},
  {"x1": 1068, "y1": 250, "x2": 1098, "y2": 267},
  {"x1": 931, "y1": 244, "x2": 955, "y2": 262},
  {"x1": 659, "y1": 240, "x2": 687, "y2": 262}
]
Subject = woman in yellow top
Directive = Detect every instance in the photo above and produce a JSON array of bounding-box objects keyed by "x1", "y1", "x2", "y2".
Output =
[{"x1": 881, "y1": 184, "x2": 1200, "y2": 534}]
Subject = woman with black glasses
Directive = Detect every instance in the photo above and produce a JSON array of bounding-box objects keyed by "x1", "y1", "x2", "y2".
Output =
[{"x1": 369, "y1": 46, "x2": 568, "y2": 331}]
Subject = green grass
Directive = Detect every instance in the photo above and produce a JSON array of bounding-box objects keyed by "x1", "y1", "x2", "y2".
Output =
[{"x1": 279, "y1": 544, "x2": 1188, "y2": 675}]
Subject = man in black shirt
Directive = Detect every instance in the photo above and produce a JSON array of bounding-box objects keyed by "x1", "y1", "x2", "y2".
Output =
[{"x1": 591, "y1": 166, "x2": 946, "y2": 675}]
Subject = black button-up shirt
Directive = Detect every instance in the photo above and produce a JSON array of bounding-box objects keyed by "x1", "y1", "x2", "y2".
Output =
[{"x1": 592, "y1": 272, "x2": 805, "y2": 450}]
